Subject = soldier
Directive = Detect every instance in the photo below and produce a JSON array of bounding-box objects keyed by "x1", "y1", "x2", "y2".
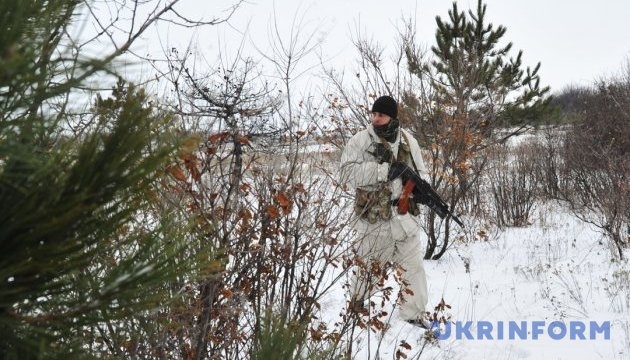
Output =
[{"x1": 340, "y1": 95, "x2": 430, "y2": 328}]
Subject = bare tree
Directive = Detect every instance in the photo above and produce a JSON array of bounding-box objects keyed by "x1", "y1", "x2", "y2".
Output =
[
  {"x1": 142, "y1": 13, "x2": 368, "y2": 358},
  {"x1": 487, "y1": 143, "x2": 539, "y2": 227},
  {"x1": 560, "y1": 71, "x2": 630, "y2": 259}
]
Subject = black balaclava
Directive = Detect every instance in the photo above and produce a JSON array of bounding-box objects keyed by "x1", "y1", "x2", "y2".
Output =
[
  {"x1": 373, "y1": 118, "x2": 399, "y2": 143},
  {"x1": 371, "y1": 95, "x2": 399, "y2": 142}
]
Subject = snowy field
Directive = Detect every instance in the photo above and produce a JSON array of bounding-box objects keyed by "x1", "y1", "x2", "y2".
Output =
[{"x1": 318, "y1": 202, "x2": 629, "y2": 359}]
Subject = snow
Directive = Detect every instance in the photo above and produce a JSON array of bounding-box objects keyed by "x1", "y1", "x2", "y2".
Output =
[
  {"x1": 196, "y1": 138, "x2": 628, "y2": 359},
  {"x1": 317, "y1": 202, "x2": 630, "y2": 359}
]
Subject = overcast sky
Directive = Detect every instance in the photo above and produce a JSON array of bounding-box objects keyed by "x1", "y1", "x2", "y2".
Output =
[{"x1": 153, "y1": 0, "x2": 630, "y2": 93}]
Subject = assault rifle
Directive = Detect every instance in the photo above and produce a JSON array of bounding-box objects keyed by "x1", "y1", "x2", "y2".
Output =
[
  {"x1": 369, "y1": 143, "x2": 465, "y2": 228},
  {"x1": 405, "y1": 173, "x2": 465, "y2": 228}
]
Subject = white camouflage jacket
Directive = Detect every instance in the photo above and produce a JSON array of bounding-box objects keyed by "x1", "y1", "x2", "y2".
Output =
[
  {"x1": 340, "y1": 124, "x2": 429, "y2": 238},
  {"x1": 340, "y1": 125, "x2": 428, "y2": 198}
]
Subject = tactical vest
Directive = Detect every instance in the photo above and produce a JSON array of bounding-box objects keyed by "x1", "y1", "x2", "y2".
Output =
[{"x1": 354, "y1": 131, "x2": 420, "y2": 223}]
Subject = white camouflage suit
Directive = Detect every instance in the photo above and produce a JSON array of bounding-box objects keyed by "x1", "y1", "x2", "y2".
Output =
[{"x1": 340, "y1": 124, "x2": 429, "y2": 321}]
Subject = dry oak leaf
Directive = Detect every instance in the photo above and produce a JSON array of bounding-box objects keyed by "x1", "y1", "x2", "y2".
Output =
[{"x1": 166, "y1": 166, "x2": 187, "y2": 181}]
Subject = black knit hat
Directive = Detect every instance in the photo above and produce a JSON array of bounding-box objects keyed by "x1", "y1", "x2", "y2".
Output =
[{"x1": 371, "y1": 95, "x2": 398, "y2": 119}]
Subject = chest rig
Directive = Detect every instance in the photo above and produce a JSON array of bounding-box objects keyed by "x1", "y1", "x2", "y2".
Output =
[{"x1": 353, "y1": 131, "x2": 420, "y2": 223}]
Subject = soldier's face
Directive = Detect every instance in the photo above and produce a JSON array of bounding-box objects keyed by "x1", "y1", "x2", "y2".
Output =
[{"x1": 371, "y1": 112, "x2": 391, "y2": 126}]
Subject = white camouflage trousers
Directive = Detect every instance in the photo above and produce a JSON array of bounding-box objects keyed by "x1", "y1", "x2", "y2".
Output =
[{"x1": 349, "y1": 213, "x2": 428, "y2": 321}]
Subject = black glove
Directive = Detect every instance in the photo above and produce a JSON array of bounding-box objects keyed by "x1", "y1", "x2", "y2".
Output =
[
  {"x1": 387, "y1": 161, "x2": 413, "y2": 181},
  {"x1": 371, "y1": 143, "x2": 393, "y2": 163}
]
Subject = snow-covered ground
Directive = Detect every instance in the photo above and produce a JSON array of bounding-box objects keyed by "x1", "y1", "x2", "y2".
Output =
[{"x1": 318, "y1": 202, "x2": 629, "y2": 359}]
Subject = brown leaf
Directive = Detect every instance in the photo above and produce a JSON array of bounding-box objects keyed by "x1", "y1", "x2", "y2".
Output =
[
  {"x1": 239, "y1": 209, "x2": 253, "y2": 221},
  {"x1": 208, "y1": 132, "x2": 228, "y2": 144},
  {"x1": 237, "y1": 134, "x2": 250, "y2": 145},
  {"x1": 311, "y1": 329, "x2": 323, "y2": 342},
  {"x1": 180, "y1": 151, "x2": 196, "y2": 163},
  {"x1": 266, "y1": 205, "x2": 280, "y2": 219},
  {"x1": 190, "y1": 167, "x2": 201, "y2": 182},
  {"x1": 166, "y1": 166, "x2": 187, "y2": 181},
  {"x1": 182, "y1": 136, "x2": 201, "y2": 151},
  {"x1": 276, "y1": 192, "x2": 291, "y2": 211}
]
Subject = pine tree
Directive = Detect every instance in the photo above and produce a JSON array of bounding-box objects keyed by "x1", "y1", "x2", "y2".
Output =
[
  {"x1": 403, "y1": 0, "x2": 552, "y2": 259},
  {"x1": 0, "y1": 1, "x2": 201, "y2": 357}
]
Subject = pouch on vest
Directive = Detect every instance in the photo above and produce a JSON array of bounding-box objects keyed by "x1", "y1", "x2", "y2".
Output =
[{"x1": 354, "y1": 187, "x2": 392, "y2": 223}]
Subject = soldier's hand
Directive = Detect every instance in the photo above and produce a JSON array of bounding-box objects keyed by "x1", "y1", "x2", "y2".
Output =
[
  {"x1": 387, "y1": 161, "x2": 413, "y2": 181},
  {"x1": 372, "y1": 143, "x2": 393, "y2": 163}
]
